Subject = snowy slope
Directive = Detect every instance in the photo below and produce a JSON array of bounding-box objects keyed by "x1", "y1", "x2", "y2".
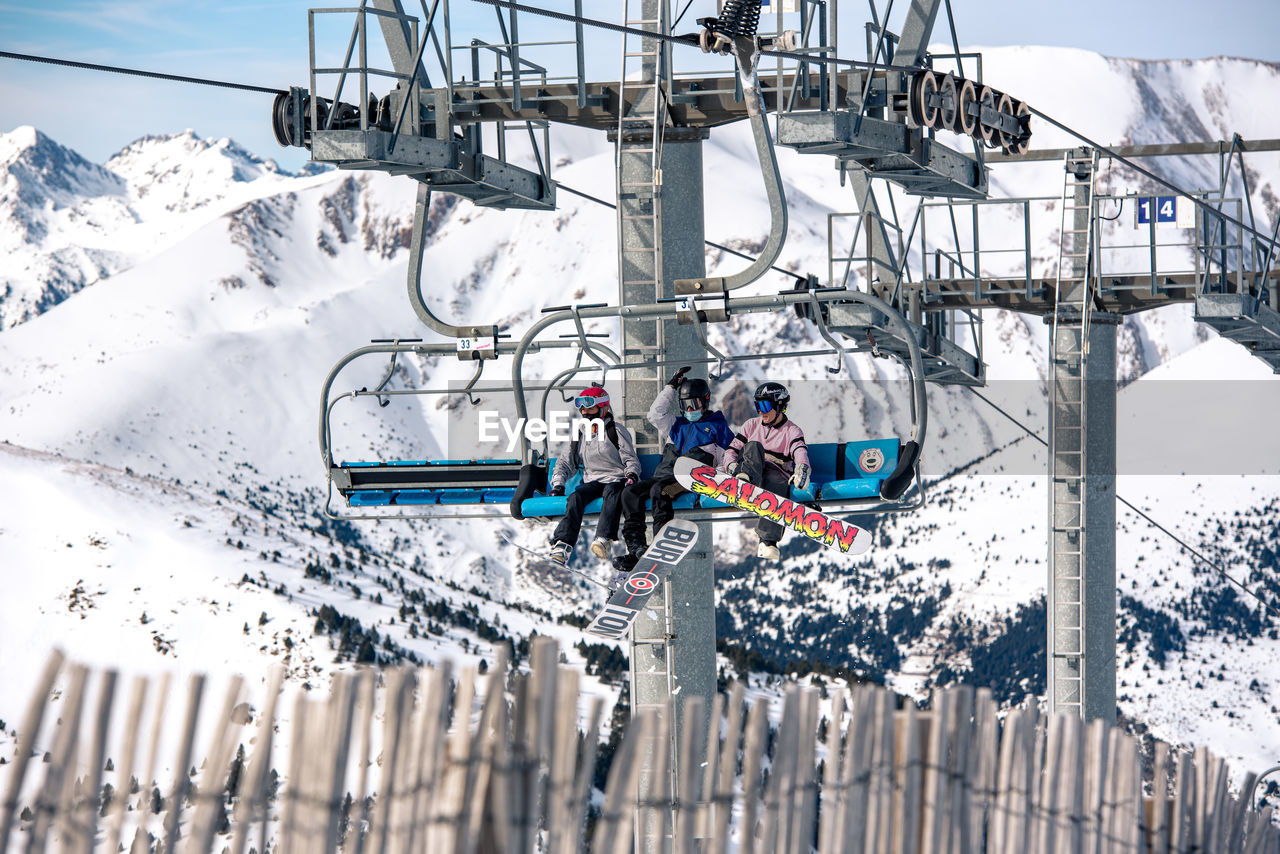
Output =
[
  {"x1": 0, "y1": 127, "x2": 308, "y2": 330},
  {"x1": 2, "y1": 47, "x2": 1280, "y2": 791}
]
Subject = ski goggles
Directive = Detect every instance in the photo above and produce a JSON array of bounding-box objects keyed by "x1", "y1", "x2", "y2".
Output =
[
  {"x1": 574, "y1": 392, "x2": 609, "y2": 409},
  {"x1": 754, "y1": 399, "x2": 776, "y2": 413},
  {"x1": 681, "y1": 398, "x2": 706, "y2": 412}
]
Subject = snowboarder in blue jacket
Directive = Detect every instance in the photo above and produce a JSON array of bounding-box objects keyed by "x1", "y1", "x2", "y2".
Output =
[{"x1": 618, "y1": 367, "x2": 735, "y2": 568}]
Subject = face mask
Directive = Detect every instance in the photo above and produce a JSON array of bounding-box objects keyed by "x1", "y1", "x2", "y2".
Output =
[{"x1": 685, "y1": 410, "x2": 703, "y2": 422}]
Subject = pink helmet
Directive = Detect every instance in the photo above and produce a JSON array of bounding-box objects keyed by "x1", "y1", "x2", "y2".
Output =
[{"x1": 573, "y1": 385, "x2": 610, "y2": 411}]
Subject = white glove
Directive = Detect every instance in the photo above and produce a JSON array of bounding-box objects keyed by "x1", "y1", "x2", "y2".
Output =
[{"x1": 789, "y1": 463, "x2": 811, "y2": 491}]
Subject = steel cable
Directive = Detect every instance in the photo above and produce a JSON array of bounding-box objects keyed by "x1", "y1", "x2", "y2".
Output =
[
  {"x1": 0, "y1": 49, "x2": 286, "y2": 95},
  {"x1": 967, "y1": 388, "x2": 1278, "y2": 619}
]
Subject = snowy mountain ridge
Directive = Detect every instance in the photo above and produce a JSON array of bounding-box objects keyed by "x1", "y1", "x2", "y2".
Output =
[
  {"x1": 1, "y1": 47, "x2": 1279, "y2": 793},
  {"x1": 0, "y1": 127, "x2": 320, "y2": 330}
]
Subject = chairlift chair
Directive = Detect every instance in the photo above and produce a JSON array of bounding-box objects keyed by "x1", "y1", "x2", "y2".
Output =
[{"x1": 322, "y1": 290, "x2": 925, "y2": 522}]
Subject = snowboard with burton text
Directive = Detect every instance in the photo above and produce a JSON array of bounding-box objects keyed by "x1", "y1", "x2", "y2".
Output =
[{"x1": 584, "y1": 518, "x2": 700, "y2": 640}]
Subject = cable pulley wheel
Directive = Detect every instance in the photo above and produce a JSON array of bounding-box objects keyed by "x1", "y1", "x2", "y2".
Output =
[
  {"x1": 978, "y1": 86, "x2": 998, "y2": 146},
  {"x1": 938, "y1": 73, "x2": 959, "y2": 133},
  {"x1": 1007, "y1": 100, "x2": 1032, "y2": 155},
  {"x1": 271, "y1": 91, "x2": 297, "y2": 147},
  {"x1": 911, "y1": 70, "x2": 940, "y2": 129},
  {"x1": 995, "y1": 92, "x2": 1015, "y2": 150},
  {"x1": 957, "y1": 78, "x2": 978, "y2": 136}
]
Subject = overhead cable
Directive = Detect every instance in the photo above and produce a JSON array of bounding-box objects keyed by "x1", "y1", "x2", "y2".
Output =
[
  {"x1": 558, "y1": 183, "x2": 805, "y2": 282},
  {"x1": 0, "y1": 50, "x2": 287, "y2": 95},
  {"x1": 966, "y1": 388, "x2": 1278, "y2": 619},
  {"x1": 469, "y1": 0, "x2": 921, "y2": 71},
  {"x1": 1019, "y1": 105, "x2": 1279, "y2": 255}
]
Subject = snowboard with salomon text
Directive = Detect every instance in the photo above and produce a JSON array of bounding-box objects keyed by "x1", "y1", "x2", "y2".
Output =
[{"x1": 673, "y1": 456, "x2": 872, "y2": 555}]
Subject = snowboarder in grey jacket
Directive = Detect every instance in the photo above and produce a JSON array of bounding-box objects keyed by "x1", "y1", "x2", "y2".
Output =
[{"x1": 547, "y1": 385, "x2": 641, "y2": 565}]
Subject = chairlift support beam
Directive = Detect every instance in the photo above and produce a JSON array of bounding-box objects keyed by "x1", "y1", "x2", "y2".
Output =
[{"x1": 1046, "y1": 149, "x2": 1118, "y2": 723}]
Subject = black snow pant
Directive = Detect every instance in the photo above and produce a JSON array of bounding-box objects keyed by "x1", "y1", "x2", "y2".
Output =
[
  {"x1": 552, "y1": 479, "x2": 623, "y2": 546},
  {"x1": 736, "y1": 441, "x2": 792, "y2": 545},
  {"x1": 620, "y1": 476, "x2": 688, "y2": 555}
]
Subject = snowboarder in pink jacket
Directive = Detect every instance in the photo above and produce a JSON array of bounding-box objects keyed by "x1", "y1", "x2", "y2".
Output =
[{"x1": 722, "y1": 381, "x2": 812, "y2": 560}]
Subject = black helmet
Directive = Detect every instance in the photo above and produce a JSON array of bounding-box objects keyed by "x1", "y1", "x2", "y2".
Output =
[
  {"x1": 754, "y1": 381, "x2": 790, "y2": 412},
  {"x1": 679, "y1": 378, "x2": 711, "y2": 402},
  {"x1": 679, "y1": 377, "x2": 711, "y2": 415}
]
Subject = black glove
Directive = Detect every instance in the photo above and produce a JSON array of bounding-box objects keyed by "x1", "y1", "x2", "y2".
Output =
[
  {"x1": 550, "y1": 484, "x2": 565, "y2": 497},
  {"x1": 667, "y1": 366, "x2": 692, "y2": 388}
]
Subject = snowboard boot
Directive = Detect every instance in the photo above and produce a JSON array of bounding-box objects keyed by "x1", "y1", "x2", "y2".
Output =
[
  {"x1": 549, "y1": 540, "x2": 573, "y2": 566},
  {"x1": 622, "y1": 531, "x2": 648, "y2": 561},
  {"x1": 589, "y1": 537, "x2": 615, "y2": 560},
  {"x1": 609, "y1": 553, "x2": 638, "y2": 590},
  {"x1": 756, "y1": 539, "x2": 780, "y2": 561}
]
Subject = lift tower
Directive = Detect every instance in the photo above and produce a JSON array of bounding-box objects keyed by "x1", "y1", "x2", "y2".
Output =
[
  {"x1": 1047, "y1": 150, "x2": 1117, "y2": 721},
  {"x1": 613, "y1": 1, "x2": 716, "y2": 841}
]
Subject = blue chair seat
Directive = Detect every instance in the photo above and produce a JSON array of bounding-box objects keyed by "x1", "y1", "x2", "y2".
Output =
[
  {"x1": 818, "y1": 479, "x2": 882, "y2": 500},
  {"x1": 393, "y1": 489, "x2": 440, "y2": 505},
  {"x1": 790, "y1": 484, "x2": 818, "y2": 502},
  {"x1": 438, "y1": 489, "x2": 486, "y2": 505},
  {"x1": 345, "y1": 440, "x2": 908, "y2": 514},
  {"x1": 520, "y1": 496, "x2": 568, "y2": 517}
]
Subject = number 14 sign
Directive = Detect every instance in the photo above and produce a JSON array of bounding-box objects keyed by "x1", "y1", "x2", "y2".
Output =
[{"x1": 1136, "y1": 195, "x2": 1196, "y2": 229}]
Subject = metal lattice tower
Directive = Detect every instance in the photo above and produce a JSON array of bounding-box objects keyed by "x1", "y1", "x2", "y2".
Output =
[
  {"x1": 616, "y1": 0, "x2": 670, "y2": 455},
  {"x1": 614, "y1": 2, "x2": 714, "y2": 848},
  {"x1": 1047, "y1": 148, "x2": 1117, "y2": 721}
]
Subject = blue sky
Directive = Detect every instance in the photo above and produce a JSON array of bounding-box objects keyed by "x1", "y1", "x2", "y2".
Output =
[{"x1": 2, "y1": 0, "x2": 1278, "y2": 171}]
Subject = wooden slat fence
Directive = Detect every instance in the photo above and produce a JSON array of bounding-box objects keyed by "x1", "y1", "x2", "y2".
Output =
[{"x1": 0, "y1": 645, "x2": 1276, "y2": 853}]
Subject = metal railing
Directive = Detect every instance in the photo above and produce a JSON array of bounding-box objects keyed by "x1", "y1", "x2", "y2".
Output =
[
  {"x1": 308, "y1": 5, "x2": 422, "y2": 138},
  {"x1": 914, "y1": 191, "x2": 1264, "y2": 305}
]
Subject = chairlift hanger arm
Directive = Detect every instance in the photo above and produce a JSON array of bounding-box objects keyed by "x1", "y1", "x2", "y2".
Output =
[
  {"x1": 568, "y1": 304, "x2": 613, "y2": 382},
  {"x1": 370, "y1": 343, "x2": 407, "y2": 407},
  {"x1": 406, "y1": 185, "x2": 502, "y2": 343},
  {"x1": 461, "y1": 359, "x2": 485, "y2": 405},
  {"x1": 675, "y1": 34, "x2": 788, "y2": 296}
]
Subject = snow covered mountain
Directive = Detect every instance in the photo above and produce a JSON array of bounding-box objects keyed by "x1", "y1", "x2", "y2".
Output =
[
  {"x1": 0, "y1": 128, "x2": 302, "y2": 330},
  {"x1": 1, "y1": 47, "x2": 1279, "y2": 794}
]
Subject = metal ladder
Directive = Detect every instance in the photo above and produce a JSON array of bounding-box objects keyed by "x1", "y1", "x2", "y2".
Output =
[
  {"x1": 1048, "y1": 148, "x2": 1099, "y2": 717},
  {"x1": 615, "y1": 0, "x2": 670, "y2": 454},
  {"x1": 616, "y1": 8, "x2": 682, "y2": 847}
]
